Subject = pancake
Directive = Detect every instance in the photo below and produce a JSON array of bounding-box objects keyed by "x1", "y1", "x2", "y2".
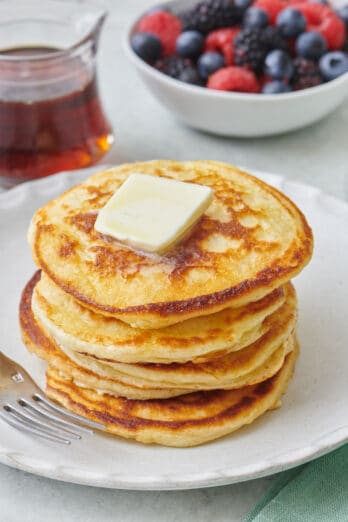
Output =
[
  {"x1": 45, "y1": 345, "x2": 299, "y2": 447},
  {"x1": 33, "y1": 271, "x2": 287, "y2": 364},
  {"x1": 62, "y1": 334, "x2": 295, "y2": 393},
  {"x1": 21, "y1": 272, "x2": 295, "y2": 399},
  {"x1": 20, "y1": 273, "x2": 187, "y2": 400},
  {"x1": 28, "y1": 160, "x2": 313, "y2": 328},
  {"x1": 58, "y1": 285, "x2": 297, "y2": 390}
]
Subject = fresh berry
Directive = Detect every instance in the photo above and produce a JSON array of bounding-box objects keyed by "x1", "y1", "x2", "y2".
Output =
[
  {"x1": 264, "y1": 49, "x2": 294, "y2": 79},
  {"x1": 198, "y1": 51, "x2": 226, "y2": 79},
  {"x1": 207, "y1": 65, "x2": 260, "y2": 91},
  {"x1": 296, "y1": 31, "x2": 327, "y2": 59},
  {"x1": 233, "y1": 26, "x2": 288, "y2": 73},
  {"x1": 319, "y1": 51, "x2": 348, "y2": 79},
  {"x1": 142, "y1": 0, "x2": 347, "y2": 94},
  {"x1": 179, "y1": 0, "x2": 240, "y2": 35},
  {"x1": 137, "y1": 11, "x2": 182, "y2": 55},
  {"x1": 243, "y1": 7, "x2": 269, "y2": 28},
  {"x1": 234, "y1": 28, "x2": 270, "y2": 72},
  {"x1": 336, "y1": 5, "x2": 348, "y2": 29},
  {"x1": 176, "y1": 31, "x2": 204, "y2": 59},
  {"x1": 262, "y1": 80, "x2": 292, "y2": 92},
  {"x1": 205, "y1": 28, "x2": 240, "y2": 65},
  {"x1": 155, "y1": 56, "x2": 202, "y2": 84},
  {"x1": 263, "y1": 26, "x2": 289, "y2": 53},
  {"x1": 253, "y1": 0, "x2": 285, "y2": 24},
  {"x1": 294, "y1": 3, "x2": 346, "y2": 50},
  {"x1": 276, "y1": 8, "x2": 307, "y2": 37},
  {"x1": 131, "y1": 32, "x2": 162, "y2": 63},
  {"x1": 291, "y1": 57, "x2": 323, "y2": 88}
]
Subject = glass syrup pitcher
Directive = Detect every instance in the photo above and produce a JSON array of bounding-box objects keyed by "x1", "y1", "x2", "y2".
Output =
[{"x1": 0, "y1": 0, "x2": 113, "y2": 188}]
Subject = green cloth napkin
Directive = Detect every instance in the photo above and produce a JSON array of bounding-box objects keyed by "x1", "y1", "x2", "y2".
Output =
[{"x1": 245, "y1": 444, "x2": 348, "y2": 522}]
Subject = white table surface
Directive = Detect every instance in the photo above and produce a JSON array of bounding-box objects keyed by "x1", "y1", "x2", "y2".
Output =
[{"x1": 1, "y1": 1, "x2": 347, "y2": 520}]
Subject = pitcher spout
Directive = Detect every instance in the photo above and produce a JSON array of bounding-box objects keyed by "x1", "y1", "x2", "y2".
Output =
[{"x1": 71, "y1": 5, "x2": 108, "y2": 53}]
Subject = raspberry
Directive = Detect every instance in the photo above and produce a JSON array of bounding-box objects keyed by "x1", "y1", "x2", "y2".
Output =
[
  {"x1": 293, "y1": 3, "x2": 346, "y2": 50},
  {"x1": 205, "y1": 28, "x2": 240, "y2": 65},
  {"x1": 137, "y1": 11, "x2": 182, "y2": 55},
  {"x1": 207, "y1": 65, "x2": 259, "y2": 91},
  {"x1": 286, "y1": 0, "x2": 307, "y2": 5}
]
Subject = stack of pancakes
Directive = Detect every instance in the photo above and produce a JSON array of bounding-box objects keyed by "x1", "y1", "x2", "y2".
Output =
[{"x1": 20, "y1": 161, "x2": 313, "y2": 447}]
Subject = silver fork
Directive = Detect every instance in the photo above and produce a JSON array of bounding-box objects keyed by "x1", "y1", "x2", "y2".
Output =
[{"x1": 0, "y1": 351, "x2": 106, "y2": 445}]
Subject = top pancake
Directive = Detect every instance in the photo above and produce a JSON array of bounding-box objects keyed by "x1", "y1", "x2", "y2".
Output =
[{"x1": 28, "y1": 160, "x2": 313, "y2": 328}]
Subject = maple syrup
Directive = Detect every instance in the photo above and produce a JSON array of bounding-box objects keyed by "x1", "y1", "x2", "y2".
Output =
[{"x1": 0, "y1": 46, "x2": 113, "y2": 188}]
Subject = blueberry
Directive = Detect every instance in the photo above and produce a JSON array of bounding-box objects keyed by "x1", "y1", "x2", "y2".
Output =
[
  {"x1": 176, "y1": 31, "x2": 204, "y2": 59},
  {"x1": 235, "y1": 0, "x2": 253, "y2": 9},
  {"x1": 295, "y1": 31, "x2": 327, "y2": 60},
  {"x1": 319, "y1": 51, "x2": 348, "y2": 80},
  {"x1": 264, "y1": 50, "x2": 294, "y2": 80},
  {"x1": 336, "y1": 5, "x2": 348, "y2": 28},
  {"x1": 198, "y1": 52, "x2": 225, "y2": 79},
  {"x1": 262, "y1": 81, "x2": 292, "y2": 93},
  {"x1": 276, "y1": 8, "x2": 306, "y2": 38},
  {"x1": 310, "y1": 0, "x2": 329, "y2": 5},
  {"x1": 131, "y1": 32, "x2": 162, "y2": 63},
  {"x1": 243, "y1": 7, "x2": 269, "y2": 28}
]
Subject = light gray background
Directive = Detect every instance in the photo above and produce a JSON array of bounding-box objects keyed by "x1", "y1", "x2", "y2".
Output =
[{"x1": 1, "y1": 1, "x2": 347, "y2": 520}]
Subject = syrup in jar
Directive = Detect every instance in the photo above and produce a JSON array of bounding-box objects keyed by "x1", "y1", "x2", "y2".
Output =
[{"x1": 0, "y1": 45, "x2": 113, "y2": 188}]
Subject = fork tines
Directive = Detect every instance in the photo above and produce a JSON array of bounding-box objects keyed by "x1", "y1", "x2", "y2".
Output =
[{"x1": 0, "y1": 351, "x2": 105, "y2": 444}]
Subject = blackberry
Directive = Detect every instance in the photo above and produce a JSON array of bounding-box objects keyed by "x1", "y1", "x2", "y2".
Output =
[
  {"x1": 155, "y1": 56, "x2": 203, "y2": 85},
  {"x1": 234, "y1": 28, "x2": 269, "y2": 73},
  {"x1": 234, "y1": 27, "x2": 289, "y2": 73},
  {"x1": 179, "y1": 0, "x2": 240, "y2": 35},
  {"x1": 291, "y1": 57, "x2": 323, "y2": 90},
  {"x1": 263, "y1": 27, "x2": 289, "y2": 53}
]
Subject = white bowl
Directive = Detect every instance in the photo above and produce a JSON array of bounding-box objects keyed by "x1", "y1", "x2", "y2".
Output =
[{"x1": 124, "y1": 0, "x2": 348, "y2": 137}]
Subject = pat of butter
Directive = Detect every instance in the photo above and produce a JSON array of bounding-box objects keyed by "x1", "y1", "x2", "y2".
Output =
[{"x1": 94, "y1": 173, "x2": 213, "y2": 254}]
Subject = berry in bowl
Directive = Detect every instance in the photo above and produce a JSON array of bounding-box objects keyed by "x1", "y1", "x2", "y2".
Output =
[{"x1": 125, "y1": 0, "x2": 348, "y2": 136}]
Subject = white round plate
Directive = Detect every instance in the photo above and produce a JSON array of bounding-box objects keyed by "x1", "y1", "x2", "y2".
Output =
[{"x1": 0, "y1": 167, "x2": 347, "y2": 490}]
